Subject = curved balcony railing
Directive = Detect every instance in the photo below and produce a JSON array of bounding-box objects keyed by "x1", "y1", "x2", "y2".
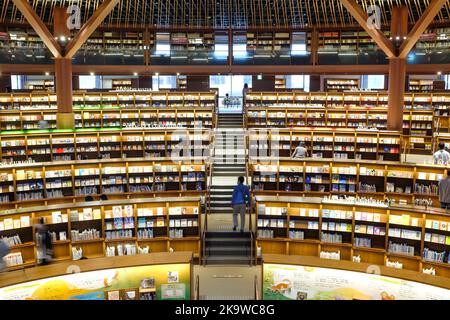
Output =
[{"x1": 0, "y1": 45, "x2": 449, "y2": 66}]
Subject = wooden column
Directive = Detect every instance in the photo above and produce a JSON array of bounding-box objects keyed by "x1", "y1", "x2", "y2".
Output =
[
  {"x1": 310, "y1": 28, "x2": 319, "y2": 65},
  {"x1": 143, "y1": 28, "x2": 151, "y2": 66},
  {"x1": 228, "y1": 28, "x2": 233, "y2": 66},
  {"x1": 54, "y1": 7, "x2": 74, "y2": 129},
  {"x1": 387, "y1": 6, "x2": 408, "y2": 132}
]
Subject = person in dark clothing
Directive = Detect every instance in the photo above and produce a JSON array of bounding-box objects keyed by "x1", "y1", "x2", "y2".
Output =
[
  {"x1": 231, "y1": 176, "x2": 251, "y2": 232},
  {"x1": 100, "y1": 194, "x2": 109, "y2": 201},
  {"x1": 242, "y1": 83, "x2": 250, "y2": 113},
  {"x1": 85, "y1": 195, "x2": 94, "y2": 202},
  {"x1": 35, "y1": 218, "x2": 53, "y2": 265}
]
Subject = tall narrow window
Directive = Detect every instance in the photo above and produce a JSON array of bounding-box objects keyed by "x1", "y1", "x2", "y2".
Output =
[
  {"x1": 155, "y1": 32, "x2": 170, "y2": 56},
  {"x1": 233, "y1": 32, "x2": 247, "y2": 58},
  {"x1": 214, "y1": 32, "x2": 228, "y2": 58},
  {"x1": 291, "y1": 32, "x2": 307, "y2": 56}
]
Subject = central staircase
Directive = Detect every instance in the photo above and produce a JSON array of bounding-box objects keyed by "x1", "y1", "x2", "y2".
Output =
[{"x1": 203, "y1": 113, "x2": 253, "y2": 265}]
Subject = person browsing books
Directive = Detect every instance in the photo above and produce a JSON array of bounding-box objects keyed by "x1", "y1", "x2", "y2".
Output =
[
  {"x1": 231, "y1": 176, "x2": 251, "y2": 232},
  {"x1": 291, "y1": 142, "x2": 308, "y2": 159},
  {"x1": 439, "y1": 170, "x2": 450, "y2": 210},
  {"x1": 433, "y1": 143, "x2": 450, "y2": 165}
]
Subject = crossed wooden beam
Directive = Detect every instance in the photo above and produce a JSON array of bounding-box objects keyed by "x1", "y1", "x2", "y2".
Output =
[
  {"x1": 340, "y1": 0, "x2": 447, "y2": 60},
  {"x1": 11, "y1": 0, "x2": 119, "y2": 59}
]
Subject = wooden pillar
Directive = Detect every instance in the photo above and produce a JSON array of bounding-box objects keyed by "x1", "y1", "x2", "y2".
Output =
[
  {"x1": 310, "y1": 28, "x2": 319, "y2": 65},
  {"x1": 143, "y1": 28, "x2": 151, "y2": 66},
  {"x1": 53, "y1": 6, "x2": 74, "y2": 129},
  {"x1": 55, "y1": 60, "x2": 74, "y2": 129},
  {"x1": 228, "y1": 28, "x2": 233, "y2": 66},
  {"x1": 387, "y1": 6, "x2": 408, "y2": 131}
]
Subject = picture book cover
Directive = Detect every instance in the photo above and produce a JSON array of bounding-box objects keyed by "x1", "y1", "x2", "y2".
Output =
[{"x1": 113, "y1": 218, "x2": 124, "y2": 230}]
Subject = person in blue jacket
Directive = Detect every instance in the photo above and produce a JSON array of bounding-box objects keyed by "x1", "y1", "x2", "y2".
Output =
[{"x1": 231, "y1": 176, "x2": 251, "y2": 232}]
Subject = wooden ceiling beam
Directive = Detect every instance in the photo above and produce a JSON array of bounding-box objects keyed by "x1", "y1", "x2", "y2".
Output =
[
  {"x1": 398, "y1": 0, "x2": 447, "y2": 59},
  {"x1": 11, "y1": 0, "x2": 62, "y2": 58},
  {"x1": 340, "y1": 0, "x2": 396, "y2": 58},
  {"x1": 64, "y1": 0, "x2": 119, "y2": 58}
]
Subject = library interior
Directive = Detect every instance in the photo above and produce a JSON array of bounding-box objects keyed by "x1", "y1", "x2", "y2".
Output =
[{"x1": 0, "y1": 0, "x2": 450, "y2": 301}]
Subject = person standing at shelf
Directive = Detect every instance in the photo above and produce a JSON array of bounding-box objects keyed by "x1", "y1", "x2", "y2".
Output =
[
  {"x1": 291, "y1": 142, "x2": 309, "y2": 159},
  {"x1": 231, "y1": 176, "x2": 251, "y2": 233},
  {"x1": 439, "y1": 170, "x2": 450, "y2": 210},
  {"x1": 35, "y1": 218, "x2": 53, "y2": 265},
  {"x1": 0, "y1": 239, "x2": 10, "y2": 270},
  {"x1": 38, "y1": 119, "x2": 49, "y2": 129},
  {"x1": 433, "y1": 143, "x2": 450, "y2": 165},
  {"x1": 242, "y1": 83, "x2": 250, "y2": 113}
]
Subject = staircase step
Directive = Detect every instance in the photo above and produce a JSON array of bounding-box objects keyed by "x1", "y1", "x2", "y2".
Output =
[
  {"x1": 213, "y1": 167, "x2": 246, "y2": 172},
  {"x1": 205, "y1": 256, "x2": 251, "y2": 265},
  {"x1": 206, "y1": 231, "x2": 251, "y2": 238},
  {"x1": 206, "y1": 247, "x2": 251, "y2": 256},
  {"x1": 210, "y1": 191, "x2": 233, "y2": 196},
  {"x1": 214, "y1": 172, "x2": 245, "y2": 176},
  {"x1": 210, "y1": 203, "x2": 231, "y2": 208},
  {"x1": 214, "y1": 163, "x2": 246, "y2": 167},
  {"x1": 209, "y1": 208, "x2": 233, "y2": 214}
]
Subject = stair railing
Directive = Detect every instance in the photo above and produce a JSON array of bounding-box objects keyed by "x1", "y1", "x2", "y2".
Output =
[
  {"x1": 202, "y1": 132, "x2": 215, "y2": 266},
  {"x1": 245, "y1": 140, "x2": 256, "y2": 266},
  {"x1": 194, "y1": 275, "x2": 200, "y2": 300},
  {"x1": 254, "y1": 275, "x2": 260, "y2": 300}
]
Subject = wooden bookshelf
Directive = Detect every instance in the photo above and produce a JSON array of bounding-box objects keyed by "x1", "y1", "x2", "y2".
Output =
[
  {"x1": 248, "y1": 128, "x2": 401, "y2": 161},
  {"x1": 0, "y1": 128, "x2": 212, "y2": 162},
  {"x1": 250, "y1": 158, "x2": 444, "y2": 208},
  {"x1": 0, "y1": 157, "x2": 208, "y2": 209},
  {"x1": 0, "y1": 91, "x2": 217, "y2": 130},
  {"x1": 0, "y1": 197, "x2": 201, "y2": 271},
  {"x1": 256, "y1": 196, "x2": 450, "y2": 277},
  {"x1": 244, "y1": 91, "x2": 450, "y2": 154},
  {"x1": 325, "y1": 79, "x2": 360, "y2": 92}
]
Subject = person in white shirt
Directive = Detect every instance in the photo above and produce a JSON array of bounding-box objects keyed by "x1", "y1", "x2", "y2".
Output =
[
  {"x1": 292, "y1": 142, "x2": 308, "y2": 159},
  {"x1": 433, "y1": 143, "x2": 450, "y2": 165}
]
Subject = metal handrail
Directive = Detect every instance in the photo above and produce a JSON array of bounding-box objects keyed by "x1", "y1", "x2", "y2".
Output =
[
  {"x1": 194, "y1": 275, "x2": 200, "y2": 300},
  {"x1": 254, "y1": 275, "x2": 260, "y2": 300},
  {"x1": 245, "y1": 130, "x2": 256, "y2": 266},
  {"x1": 202, "y1": 131, "x2": 215, "y2": 266}
]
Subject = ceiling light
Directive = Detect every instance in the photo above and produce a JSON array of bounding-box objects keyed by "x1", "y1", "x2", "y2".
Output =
[
  {"x1": 155, "y1": 72, "x2": 159, "y2": 76},
  {"x1": 60, "y1": 36, "x2": 66, "y2": 42},
  {"x1": 90, "y1": 72, "x2": 95, "y2": 76},
  {"x1": 396, "y1": 36, "x2": 400, "y2": 40},
  {"x1": 133, "y1": 72, "x2": 138, "y2": 76},
  {"x1": 45, "y1": 72, "x2": 49, "y2": 76},
  {"x1": 176, "y1": 73, "x2": 180, "y2": 76},
  {"x1": 437, "y1": 71, "x2": 442, "y2": 75}
]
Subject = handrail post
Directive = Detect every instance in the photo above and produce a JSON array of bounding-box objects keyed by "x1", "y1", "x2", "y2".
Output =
[
  {"x1": 194, "y1": 275, "x2": 200, "y2": 300},
  {"x1": 254, "y1": 275, "x2": 259, "y2": 300}
]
